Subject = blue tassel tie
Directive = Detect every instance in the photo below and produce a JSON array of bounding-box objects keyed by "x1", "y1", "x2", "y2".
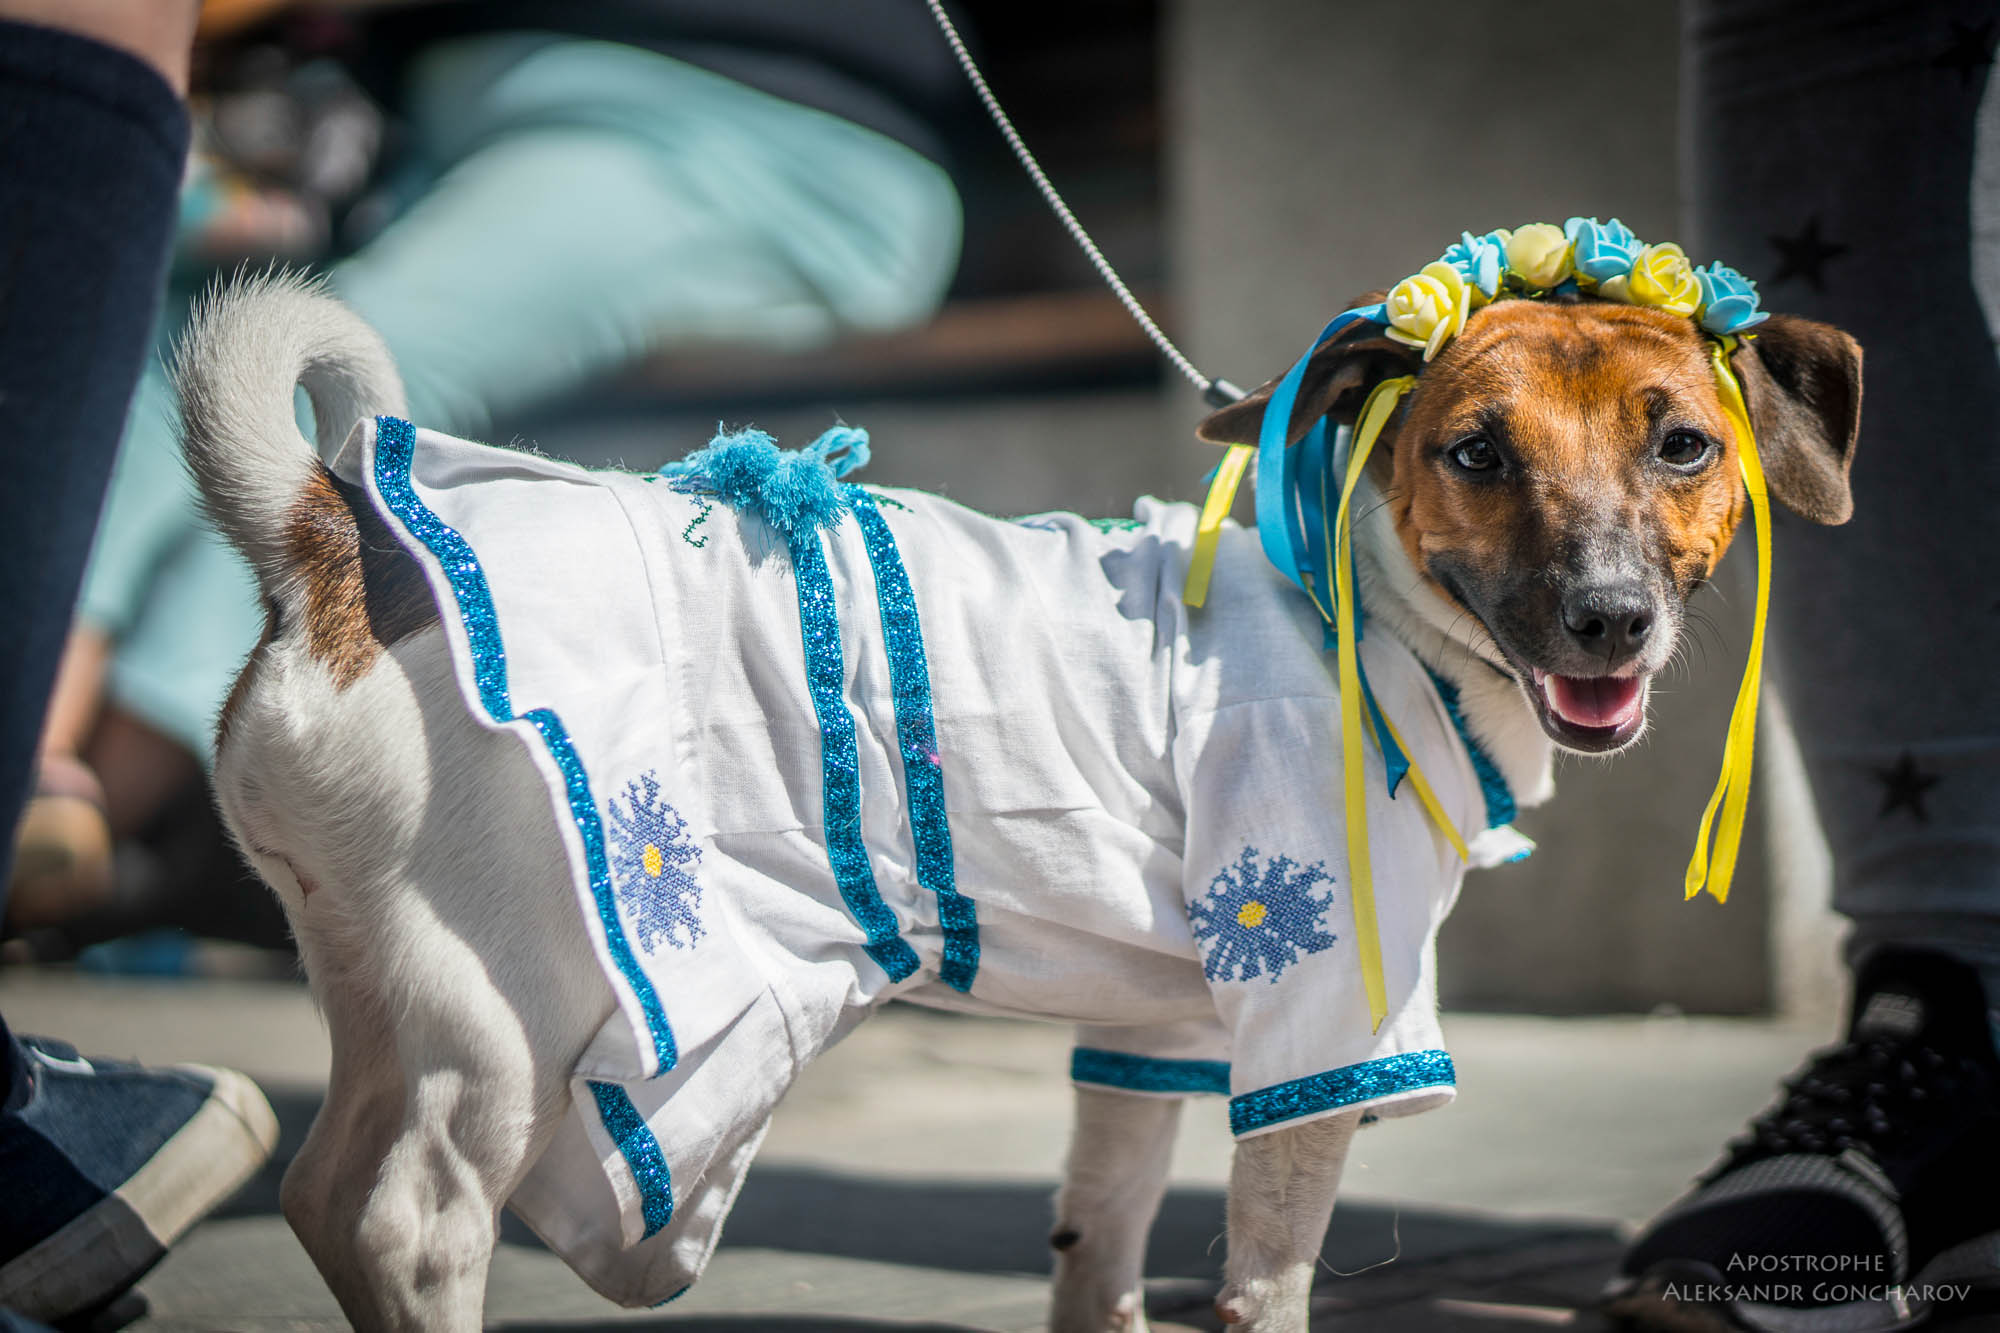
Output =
[{"x1": 663, "y1": 425, "x2": 871, "y2": 540}]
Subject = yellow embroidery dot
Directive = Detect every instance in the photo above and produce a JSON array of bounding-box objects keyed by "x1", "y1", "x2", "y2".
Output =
[
  {"x1": 642, "y1": 844, "x2": 664, "y2": 877},
  {"x1": 1237, "y1": 901, "x2": 1267, "y2": 928}
]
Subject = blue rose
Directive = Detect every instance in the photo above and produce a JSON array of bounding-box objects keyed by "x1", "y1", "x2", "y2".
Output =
[
  {"x1": 1565, "y1": 216, "x2": 1642, "y2": 284},
  {"x1": 1439, "y1": 229, "x2": 1507, "y2": 301},
  {"x1": 1695, "y1": 262, "x2": 1770, "y2": 335}
]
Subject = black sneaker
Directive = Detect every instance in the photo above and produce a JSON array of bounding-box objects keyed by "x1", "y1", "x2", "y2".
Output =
[
  {"x1": 1606, "y1": 948, "x2": 2000, "y2": 1332},
  {"x1": 0, "y1": 1030, "x2": 278, "y2": 1321}
]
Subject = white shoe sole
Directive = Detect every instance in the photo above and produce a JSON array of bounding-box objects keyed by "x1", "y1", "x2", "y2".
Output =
[{"x1": 0, "y1": 1065, "x2": 279, "y2": 1319}]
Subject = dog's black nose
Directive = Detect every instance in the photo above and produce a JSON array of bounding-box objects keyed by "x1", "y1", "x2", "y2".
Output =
[{"x1": 1561, "y1": 585, "x2": 1654, "y2": 657}]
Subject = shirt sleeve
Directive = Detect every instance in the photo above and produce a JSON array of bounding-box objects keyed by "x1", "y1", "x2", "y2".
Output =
[{"x1": 1171, "y1": 689, "x2": 1466, "y2": 1138}]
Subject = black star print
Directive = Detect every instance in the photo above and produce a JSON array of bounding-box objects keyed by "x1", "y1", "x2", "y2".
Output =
[
  {"x1": 1936, "y1": 20, "x2": 1997, "y2": 85},
  {"x1": 1768, "y1": 217, "x2": 1850, "y2": 293},
  {"x1": 1874, "y1": 752, "x2": 1942, "y2": 822}
]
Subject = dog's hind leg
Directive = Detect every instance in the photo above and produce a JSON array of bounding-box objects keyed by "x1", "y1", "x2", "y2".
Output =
[
  {"x1": 1048, "y1": 1087, "x2": 1183, "y2": 1333},
  {"x1": 1214, "y1": 1109, "x2": 1361, "y2": 1332},
  {"x1": 225, "y1": 628, "x2": 611, "y2": 1330},
  {"x1": 276, "y1": 935, "x2": 406, "y2": 1321},
  {"x1": 340, "y1": 910, "x2": 546, "y2": 1332},
  {"x1": 281, "y1": 848, "x2": 602, "y2": 1332},
  {"x1": 262, "y1": 857, "x2": 563, "y2": 1327}
]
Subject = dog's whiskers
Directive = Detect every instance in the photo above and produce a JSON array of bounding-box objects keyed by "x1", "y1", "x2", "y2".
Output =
[{"x1": 1351, "y1": 488, "x2": 1403, "y2": 529}]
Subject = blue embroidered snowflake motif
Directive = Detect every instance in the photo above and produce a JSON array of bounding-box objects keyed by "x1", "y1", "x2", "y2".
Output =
[
  {"x1": 1189, "y1": 846, "x2": 1338, "y2": 984},
  {"x1": 605, "y1": 771, "x2": 704, "y2": 953}
]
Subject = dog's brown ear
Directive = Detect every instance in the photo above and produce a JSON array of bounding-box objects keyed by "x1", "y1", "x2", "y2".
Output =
[
  {"x1": 1730, "y1": 315, "x2": 1863, "y2": 525},
  {"x1": 1196, "y1": 296, "x2": 1420, "y2": 446}
]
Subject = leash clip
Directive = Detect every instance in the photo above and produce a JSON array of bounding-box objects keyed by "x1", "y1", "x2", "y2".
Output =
[{"x1": 1202, "y1": 378, "x2": 1247, "y2": 408}]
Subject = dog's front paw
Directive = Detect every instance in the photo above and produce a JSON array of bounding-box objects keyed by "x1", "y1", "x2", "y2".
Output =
[
  {"x1": 1104, "y1": 1290, "x2": 1144, "y2": 1331},
  {"x1": 1050, "y1": 1281, "x2": 1147, "y2": 1333},
  {"x1": 1214, "y1": 1270, "x2": 1311, "y2": 1331},
  {"x1": 1050, "y1": 1252, "x2": 1149, "y2": 1333}
]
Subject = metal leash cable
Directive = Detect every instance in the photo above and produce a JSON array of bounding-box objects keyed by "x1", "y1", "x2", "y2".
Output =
[{"x1": 924, "y1": 0, "x2": 1243, "y2": 406}]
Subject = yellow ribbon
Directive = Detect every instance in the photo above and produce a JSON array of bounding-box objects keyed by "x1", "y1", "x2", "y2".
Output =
[
  {"x1": 1335, "y1": 376, "x2": 1421, "y2": 1031},
  {"x1": 1184, "y1": 443, "x2": 1255, "y2": 608},
  {"x1": 1314, "y1": 401, "x2": 1471, "y2": 876},
  {"x1": 1684, "y1": 336, "x2": 1770, "y2": 903}
]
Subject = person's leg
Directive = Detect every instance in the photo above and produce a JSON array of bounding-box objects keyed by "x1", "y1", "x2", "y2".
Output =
[
  {"x1": 1692, "y1": 0, "x2": 2000, "y2": 984},
  {"x1": 0, "y1": 23, "x2": 190, "y2": 901},
  {"x1": 327, "y1": 35, "x2": 962, "y2": 440},
  {"x1": 6, "y1": 358, "x2": 204, "y2": 927},
  {"x1": 0, "y1": 11, "x2": 278, "y2": 1320},
  {"x1": 1614, "y1": 4, "x2": 2000, "y2": 1326}
]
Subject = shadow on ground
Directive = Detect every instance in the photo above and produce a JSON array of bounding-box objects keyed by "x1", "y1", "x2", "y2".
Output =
[
  {"x1": 230, "y1": 1085, "x2": 1628, "y2": 1333},
  {"x1": 215, "y1": 1082, "x2": 2000, "y2": 1331},
  {"x1": 498, "y1": 1323, "x2": 988, "y2": 1333},
  {"x1": 700, "y1": 1167, "x2": 1610, "y2": 1281}
]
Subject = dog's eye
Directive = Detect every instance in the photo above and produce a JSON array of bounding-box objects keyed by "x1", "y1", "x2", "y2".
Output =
[
  {"x1": 1658, "y1": 430, "x2": 1714, "y2": 469},
  {"x1": 1447, "y1": 438, "x2": 1500, "y2": 472}
]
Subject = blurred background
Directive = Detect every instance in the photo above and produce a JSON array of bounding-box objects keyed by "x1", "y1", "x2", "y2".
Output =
[{"x1": 7, "y1": 0, "x2": 1838, "y2": 1022}]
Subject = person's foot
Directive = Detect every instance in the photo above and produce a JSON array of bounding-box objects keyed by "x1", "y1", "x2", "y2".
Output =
[
  {"x1": 0, "y1": 1032, "x2": 278, "y2": 1320},
  {"x1": 1605, "y1": 948, "x2": 2000, "y2": 1331}
]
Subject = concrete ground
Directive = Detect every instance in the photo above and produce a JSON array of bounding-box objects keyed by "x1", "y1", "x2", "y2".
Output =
[{"x1": 0, "y1": 966, "x2": 1892, "y2": 1333}]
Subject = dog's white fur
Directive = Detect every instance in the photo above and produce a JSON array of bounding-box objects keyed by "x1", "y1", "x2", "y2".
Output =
[{"x1": 180, "y1": 276, "x2": 1554, "y2": 1332}]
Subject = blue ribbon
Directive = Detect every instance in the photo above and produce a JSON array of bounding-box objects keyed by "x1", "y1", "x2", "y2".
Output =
[
  {"x1": 1358, "y1": 653, "x2": 1410, "y2": 798},
  {"x1": 1252, "y1": 305, "x2": 1384, "y2": 592},
  {"x1": 1293, "y1": 416, "x2": 1331, "y2": 590},
  {"x1": 1251, "y1": 305, "x2": 1409, "y2": 798}
]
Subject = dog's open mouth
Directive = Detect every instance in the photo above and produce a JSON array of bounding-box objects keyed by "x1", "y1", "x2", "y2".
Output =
[{"x1": 1527, "y1": 668, "x2": 1649, "y2": 752}]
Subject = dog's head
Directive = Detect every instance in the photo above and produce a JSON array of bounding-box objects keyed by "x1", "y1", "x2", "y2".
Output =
[{"x1": 1198, "y1": 294, "x2": 1862, "y2": 754}]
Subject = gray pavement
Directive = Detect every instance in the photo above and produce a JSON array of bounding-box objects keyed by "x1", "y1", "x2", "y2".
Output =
[{"x1": 0, "y1": 969, "x2": 1842, "y2": 1331}]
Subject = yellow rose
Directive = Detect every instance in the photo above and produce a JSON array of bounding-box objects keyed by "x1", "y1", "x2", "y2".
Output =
[
  {"x1": 1606, "y1": 242, "x2": 1701, "y2": 317},
  {"x1": 1384, "y1": 261, "x2": 1471, "y2": 361},
  {"x1": 1504, "y1": 222, "x2": 1573, "y2": 290}
]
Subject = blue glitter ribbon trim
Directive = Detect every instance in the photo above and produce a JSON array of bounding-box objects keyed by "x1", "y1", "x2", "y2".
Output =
[
  {"x1": 1423, "y1": 669, "x2": 1516, "y2": 828},
  {"x1": 587, "y1": 1080, "x2": 674, "y2": 1239},
  {"x1": 790, "y1": 528, "x2": 921, "y2": 982},
  {"x1": 1071, "y1": 1047, "x2": 1230, "y2": 1096},
  {"x1": 371, "y1": 417, "x2": 678, "y2": 1071},
  {"x1": 370, "y1": 418, "x2": 510, "y2": 717},
  {"x1": 847, "y1": 490, "x2": 978, "y2": 993},
  {"x1": 1228, "y1": 1049, "x2": 1456, "y2": 1136}
]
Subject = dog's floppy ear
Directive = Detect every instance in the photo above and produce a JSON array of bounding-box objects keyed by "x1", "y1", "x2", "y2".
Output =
[
  {"x1": 1730, "y1": 315, "x2": 1863, "y2": 525},
  {"x1": 1196, "y1": 294, "x2": 1420, "y2": 446}
]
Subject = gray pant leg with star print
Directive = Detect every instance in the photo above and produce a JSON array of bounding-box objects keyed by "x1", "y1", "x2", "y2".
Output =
[{"x1": 1688, "y1": 0, "x2": 2000, "y2": 989}]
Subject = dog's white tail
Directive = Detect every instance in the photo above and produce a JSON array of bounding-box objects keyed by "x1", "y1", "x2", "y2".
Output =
[{"x1": 176, "y1": 271, "x2": 408, "y2": 594}]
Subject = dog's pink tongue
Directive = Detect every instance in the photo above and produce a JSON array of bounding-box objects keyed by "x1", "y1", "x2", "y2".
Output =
[{"x1": 1546, "y1": 674, "x2": 1643, "y2": 730}]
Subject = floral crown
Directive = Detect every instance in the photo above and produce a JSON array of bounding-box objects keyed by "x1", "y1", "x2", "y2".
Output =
[
  {"x1": 1186, "y1": 219, "x2": 1773, "y2": 1034},
  {"x1": 1364, "y1": 217, "x2": 1769, "y2": 361}
]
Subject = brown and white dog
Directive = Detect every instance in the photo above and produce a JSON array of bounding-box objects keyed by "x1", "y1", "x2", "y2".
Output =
[{"x1": 178, "y1": 274, "x2": 1859, "y2": 1332}]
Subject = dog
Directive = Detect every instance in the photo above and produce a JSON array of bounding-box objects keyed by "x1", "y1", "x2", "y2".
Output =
[{"x1": 177, "y1": 267, "x2": 1859, "y2": 1332}]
